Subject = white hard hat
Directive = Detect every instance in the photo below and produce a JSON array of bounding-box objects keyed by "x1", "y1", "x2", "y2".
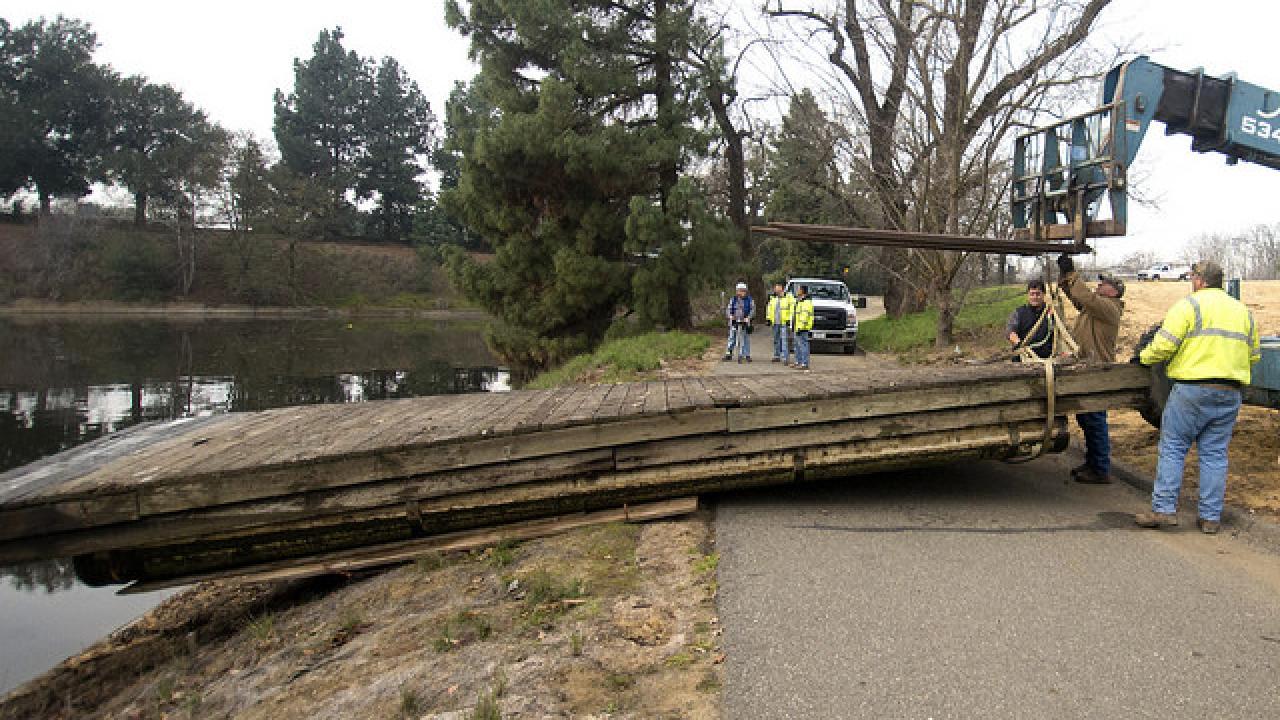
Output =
[{"x1": 735, "y1": 282, "x2": 747, "y2": 290}]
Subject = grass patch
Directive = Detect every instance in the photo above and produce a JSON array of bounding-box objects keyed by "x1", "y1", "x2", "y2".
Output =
[
  {"x1": 434, "y1": 610, "x2": 493, "y2": 652},
  {"x1": 526, "y1": 331, "x2": 710, "y2": 389},
  {"x1": 691, "y1": 552, "x2": 719, "y2": 576},
  {"x1": 858, "y1": 285, "x2": 1024, "y2": 353},
  {"x1": 245, "y1": 613, "x2": 275, "y2": 643}
]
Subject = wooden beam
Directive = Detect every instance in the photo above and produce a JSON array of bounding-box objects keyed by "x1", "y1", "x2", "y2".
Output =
[{"x1": 120, "y1": 497, "x2": 700, "y2": 593}]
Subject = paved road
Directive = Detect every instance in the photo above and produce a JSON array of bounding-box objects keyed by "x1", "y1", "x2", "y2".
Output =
[{"x1": 716, "y1": 454, "x2": 1280, "y2": 719}]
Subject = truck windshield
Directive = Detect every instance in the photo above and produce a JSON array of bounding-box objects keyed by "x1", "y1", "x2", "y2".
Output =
[{"x1": 807, "y1": 284, "x2": 846, "y2": 301}]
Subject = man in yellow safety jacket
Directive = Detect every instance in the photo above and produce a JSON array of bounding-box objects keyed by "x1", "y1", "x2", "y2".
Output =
[
  {"x1": 766, "y1": 283, "x2": 796, "y2": 364},
  {"x1": 1135, "y1": 260, "x2": 1261, "y2": 534},
  {"x1": 792, "y1": 285, "x2": 815, "y2": 370}
]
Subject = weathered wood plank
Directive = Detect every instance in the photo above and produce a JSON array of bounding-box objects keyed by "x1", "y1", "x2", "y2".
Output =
[
  {"x1": 665, "y1": 378, "x2": 692, "y2": 412},
  {"x1": 617, "y1": 390, "x2": 1142, "y2": 471},
  {"x1": 726, "y1": 364, "x2": 1148, "y2": 433},
  {"x1": 121, "y1": 497, "x2": 701, "y2": 593},
  {"x1": 642, "y1": 381, "x2": 668, "y2": 415},
  {"x1": 618, "y1": 382, "x2": 649, "y2": 417},
  {"x1": 592, "y1": 384, "x2": 628, "y2": 422},
  {"x1": 681, "y1": 378, "x2": 716, "y2": 409}
]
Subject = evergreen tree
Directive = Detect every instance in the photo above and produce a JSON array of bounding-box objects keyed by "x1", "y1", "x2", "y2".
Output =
[
  {"x1": 444, "y1": 0, "x2": 736, "y2": 366},
  {"x1": 361, "y1": 57, "x2": 435, "y2": 243},
  {"x1": 273, "y1": 27, "x2": 371, "y2": 238},
  {"x1": 105, "y1": 75, "x2": 223, "y2": 226},
  {"x1": 766, "y1": 90, "x2": 856, "y2": 279},
  {"x1": 0, "y1": 16, "x2": 112, "y2": 214}
]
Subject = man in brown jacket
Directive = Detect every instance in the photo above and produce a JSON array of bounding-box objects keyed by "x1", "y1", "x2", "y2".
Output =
[{"x1": 1057, "y1": 254, "x2": 1125, "y2": 483}]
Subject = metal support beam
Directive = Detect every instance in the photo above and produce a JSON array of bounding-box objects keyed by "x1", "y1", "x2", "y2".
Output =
[{"x1": 754, "y1": 223, "x2": 1092, "y2": 256}]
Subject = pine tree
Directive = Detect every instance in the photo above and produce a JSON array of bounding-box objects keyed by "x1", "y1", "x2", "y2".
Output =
[
  {"x1": 273, "y1": 28, "x2": 371, "y2": 238},
  {"x1": 444, "y1": 0, "x2": 736, "y2": 368},
  {"x1": 360, "y1": 57, "x2": 435, "y2": 243}
]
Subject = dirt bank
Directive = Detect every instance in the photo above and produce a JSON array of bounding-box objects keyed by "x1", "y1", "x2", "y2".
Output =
[{"x1": 1, "y1": 515, "x2": 722, "y2": 719}]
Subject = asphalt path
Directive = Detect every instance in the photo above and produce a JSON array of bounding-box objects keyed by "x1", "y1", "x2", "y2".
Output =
[{"x1": 716, "y1": 453, "x2": 1280, "y2": 719}]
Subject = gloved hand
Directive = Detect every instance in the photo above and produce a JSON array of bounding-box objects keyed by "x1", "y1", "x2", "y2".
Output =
[{"x1": 1056, "y1": 253, "x2": 1075, "y2": 275}]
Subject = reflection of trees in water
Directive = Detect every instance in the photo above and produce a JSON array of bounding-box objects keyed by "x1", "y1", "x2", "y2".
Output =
[
  {"x1": 0, "y1": 319, "x2": 506, "y2": 473},
  {"x1": 1, "y1": 559, "x2": 78, "y2": 593}
]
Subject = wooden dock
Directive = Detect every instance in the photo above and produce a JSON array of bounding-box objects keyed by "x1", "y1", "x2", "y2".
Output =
[{"x1": 0, "y1": 363, "x2": 1150, "y2": 588}]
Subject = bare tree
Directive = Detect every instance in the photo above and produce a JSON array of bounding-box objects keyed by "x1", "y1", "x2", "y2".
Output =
[{"x1": 766, "y1": 0, "x2": 1116, "y2": 345}]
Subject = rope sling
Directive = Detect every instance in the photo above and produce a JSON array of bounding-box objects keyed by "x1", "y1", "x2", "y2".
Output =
[{"x1": 1002, "y1": 269, "x2": 1084, "y2": 465}]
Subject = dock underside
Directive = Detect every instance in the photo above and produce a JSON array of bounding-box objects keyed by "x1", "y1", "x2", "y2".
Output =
[{"x1": 0, "y1": 364, "x2": 1151, "y2": 589}]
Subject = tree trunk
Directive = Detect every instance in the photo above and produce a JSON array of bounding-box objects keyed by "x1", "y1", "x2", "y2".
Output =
[
  {"x1": 38, "y1": 189, "x2": 52, "y2": 216},
  {"x1": 934, "y1": 279, "x2": 956, "y2": 349},
  {"x1": 707, "y1": 75, "x2": 764, "y2": 305},
  {"x1": 134, "y1": 192, "x2": 148, "y2": 227},
  {"x1": 667, "y1": 280, "x2": 693, "y2": 330},
  {"x1": 998, "y1": 254, "x2": 1008, "y2": 284}
]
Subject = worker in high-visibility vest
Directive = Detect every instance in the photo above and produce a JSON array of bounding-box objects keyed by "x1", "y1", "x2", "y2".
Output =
[
  {"x1": 766, "y1": 283, "x2": 796, "y2": 365},
  {"x1": 792, "y1": 285, "x2": 815, "y2": 371},
  {"x1": 1135, "y1": 260, "x2": 1261, "y2": 534}
]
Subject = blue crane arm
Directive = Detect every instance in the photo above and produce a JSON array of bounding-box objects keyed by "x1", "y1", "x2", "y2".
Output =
[
  {"x1": 1106, "y1": 56, "x2": 1280, "y2": 171},
  {"x1": 1012, "y1": 56, "x2": 1280, "y2": 245}
]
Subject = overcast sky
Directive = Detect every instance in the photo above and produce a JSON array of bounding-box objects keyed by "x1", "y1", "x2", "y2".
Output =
[{"x1": 2, "y1": 0, "x2": 1276, "y2": 264}]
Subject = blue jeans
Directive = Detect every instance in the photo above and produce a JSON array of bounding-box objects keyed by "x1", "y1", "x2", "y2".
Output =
[
  {"x1": 726, "y1": 323, "x2": 751, "y2": 358},
  {"x1": 1153, "y1": 383, "x2": 1242, "y2": 521},
  {"x1": 771, "y1": 323, "x2": 790, "y2": 362},
  {"x1": 1075, "y1": 411, "x2": 1110, "y2": 475},
  {"x1": 795, "y1": 330, "x2": 811, "y2": 367}
]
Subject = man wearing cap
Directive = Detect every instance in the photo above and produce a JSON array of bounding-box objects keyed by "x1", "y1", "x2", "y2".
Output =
[
  {"x1": 723, "y1": 281, "x2": 754, "y2": 363},
  {"x1": 1134, "y1": 260, "x2": 1261, "y2": 534},
  {"x1": 1056, "y1": 254, "x2": 1125, "y2": 484}
]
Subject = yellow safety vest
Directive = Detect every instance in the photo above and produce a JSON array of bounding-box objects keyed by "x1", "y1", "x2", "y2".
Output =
[
  {"x1": 766, "y1": 293, "x2": 795, "y2": 325},
  {"x1": 1139, "y1": 287, "x2": 1261, "y2": 385},
  {"x1": 793, "y1": 297, "x2": 814, "y2": 332}
]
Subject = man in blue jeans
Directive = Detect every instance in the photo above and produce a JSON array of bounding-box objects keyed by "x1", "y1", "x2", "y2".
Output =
[
  {"x1": 1135, "y1": 260, "x2": 1261, "y2": 533},
  {"x1": 1057, "y1": 254, "x2": 1125, "y2": 483},
  {"x1": 723, "y1": 282, "x2": 754, "y2": 363}
]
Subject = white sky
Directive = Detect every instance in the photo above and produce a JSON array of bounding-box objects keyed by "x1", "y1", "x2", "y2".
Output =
[{"x1": 2, "y1": 0, "x2": 1276, "y2": 264}]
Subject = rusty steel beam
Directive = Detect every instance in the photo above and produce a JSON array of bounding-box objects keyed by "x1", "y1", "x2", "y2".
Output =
[{"x1": 755, "y1": 223, "x2": 1092, "y2": 256}]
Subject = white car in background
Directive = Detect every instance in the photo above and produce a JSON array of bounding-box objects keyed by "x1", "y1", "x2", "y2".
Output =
[
  {"x1": 784, "y1": 277, "x2": 860, "y2": 354},
  {"x1": 1137, "y1": 263, "x2": 1192, "y2": 281}
]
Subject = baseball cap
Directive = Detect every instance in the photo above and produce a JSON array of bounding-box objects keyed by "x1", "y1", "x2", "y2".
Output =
[
  {"x1": 735, "y1": 282, "x2": 747, "y2": 291},
  {"x1": 1097, "y1": 273, "x2": 1126, "y2": 297}
]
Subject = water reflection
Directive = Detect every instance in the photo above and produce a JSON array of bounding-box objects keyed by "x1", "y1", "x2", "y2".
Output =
[{"x1": 0, "y1": 317, "x2": 507, "y2": 473}]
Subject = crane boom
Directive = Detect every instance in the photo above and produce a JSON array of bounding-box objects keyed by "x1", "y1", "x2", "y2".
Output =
[{"x1": 1012, "y1": 56, "x2": 1280, "y2": 243}]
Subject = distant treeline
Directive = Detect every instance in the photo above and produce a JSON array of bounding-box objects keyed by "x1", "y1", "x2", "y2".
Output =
[{"x1": 0, "y1": 17, "x2": 470, "y2": 248}]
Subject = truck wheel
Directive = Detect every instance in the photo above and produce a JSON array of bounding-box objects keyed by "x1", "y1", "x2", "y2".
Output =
[{"x1": 843, "y1": 340, "x2": 858, "y2": 354}]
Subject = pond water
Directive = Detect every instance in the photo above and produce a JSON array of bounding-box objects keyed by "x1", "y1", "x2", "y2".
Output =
[{"x1": 0, "y1": 314, "x2": 505, "y2": 695}]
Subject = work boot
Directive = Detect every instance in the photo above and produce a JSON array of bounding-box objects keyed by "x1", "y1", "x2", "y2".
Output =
[
  {"x1": 1134, "y1": 511, "x2": 1179, "y2": 528},
  {"x1": 771, "y1": 357, "x2": 780, "y2": 363},
  {"x1": 736, "y1": 356, "x2": 742, "y2": 364},
  {"x1": 746, "y1": 356, "x2": 752, "y2": 363},
  {"x1": 1073, "y1": 466, "x2": 1112, "y2": 484},
  {"x1": 721, "y1": 354, "x2": 731, "y2": 362},
  {"x1": 1196, "y1": 518, "x2": 1221, "y2": 535},
  {"x1": 1069, "y1": 462, "x2": 1089, "y2": 478}
]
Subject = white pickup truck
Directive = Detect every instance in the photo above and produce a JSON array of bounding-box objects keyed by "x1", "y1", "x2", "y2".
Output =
[
  {"x1": 784, "y1": 277, "x2": 860, "y2": 354},
  {"x1": 1137, "y1": 263, "x2": 1192, "y2": 281}
]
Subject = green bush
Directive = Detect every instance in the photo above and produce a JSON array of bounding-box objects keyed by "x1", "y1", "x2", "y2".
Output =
[
  {"x1": 101, "y1": 233, "x2": 177, "y2": 301},
  {"x1": 526, "y1": 331, "x2": 710, "y2": 388}
]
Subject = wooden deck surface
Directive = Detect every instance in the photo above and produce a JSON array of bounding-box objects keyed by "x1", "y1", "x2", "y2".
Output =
[{"x1": 0, "y1": 363, "x2": 1152, "y2": 576}]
